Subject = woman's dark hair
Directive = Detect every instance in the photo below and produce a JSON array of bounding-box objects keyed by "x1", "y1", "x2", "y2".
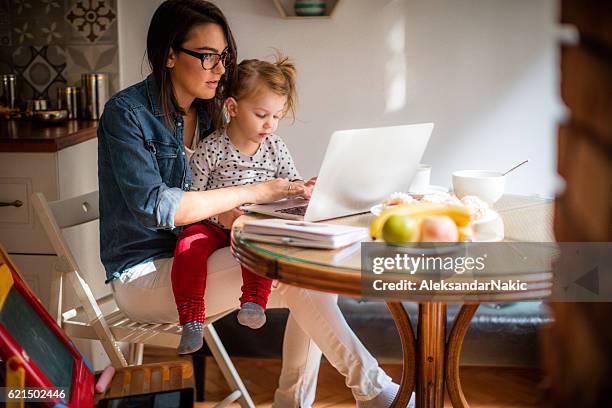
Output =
[{"x1": 147, "y1": 0, "x2": 237, "y2": 130}]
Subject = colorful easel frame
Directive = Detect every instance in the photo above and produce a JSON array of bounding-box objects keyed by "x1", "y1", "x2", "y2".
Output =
[{"x1": 0, "y1": 246, "x2": 94, "y2": 407}]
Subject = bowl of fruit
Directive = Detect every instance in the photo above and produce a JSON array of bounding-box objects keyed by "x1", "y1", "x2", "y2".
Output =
[
  {"x1": 370, "y1": 193, "x2": 503, "y2": 245},
  {"x1": 370, "y1": 202, "x2": 473, "y2": 245}
]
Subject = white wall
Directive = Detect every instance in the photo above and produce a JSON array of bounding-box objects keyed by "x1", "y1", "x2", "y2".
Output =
[{"x1": 119, "y1": 0, "x2": 564, "y2": 196}]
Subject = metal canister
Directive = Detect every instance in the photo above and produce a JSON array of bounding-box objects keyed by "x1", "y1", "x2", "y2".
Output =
[
  {"x1": 57, "y1": 86, "x2": 81, "y2": 119},
  {"x1": 25, "y1": 98, "x2": 48, "y2": 114},
  {"x1": 81, "y1": 73, "x2": 109, "y2": 120},
  {"x1": 0, "y1": 74, "x2": 17, "y2": 109}
]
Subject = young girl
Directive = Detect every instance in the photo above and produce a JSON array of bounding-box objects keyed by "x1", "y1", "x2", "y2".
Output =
[{"x1": 172, "y1": 55, "x2": 312, "y2": 354}]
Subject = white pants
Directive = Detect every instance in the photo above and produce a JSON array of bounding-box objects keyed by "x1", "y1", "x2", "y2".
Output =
[{"x1": 111, "y1": 247, "x2": 392, "y2": 407}]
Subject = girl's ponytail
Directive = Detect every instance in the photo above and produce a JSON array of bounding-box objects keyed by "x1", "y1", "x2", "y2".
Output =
[{"x1": 274, "y1": 55, "x2": 297, "y2": 120}]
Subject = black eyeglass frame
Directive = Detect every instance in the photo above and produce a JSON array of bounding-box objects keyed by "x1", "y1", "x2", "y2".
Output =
[{"x1": 175, "y1": 46, "x2": 231, "y2": 71}]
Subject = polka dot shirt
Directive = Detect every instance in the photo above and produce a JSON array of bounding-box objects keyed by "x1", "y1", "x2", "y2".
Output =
[{"x1": 190, "y1": 127, "x2": 301, "y2": 191}]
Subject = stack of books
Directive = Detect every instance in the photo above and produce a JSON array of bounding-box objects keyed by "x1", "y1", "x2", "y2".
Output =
[{"x1": 241, "y1": 218, "x2": 369, "y2": 249}]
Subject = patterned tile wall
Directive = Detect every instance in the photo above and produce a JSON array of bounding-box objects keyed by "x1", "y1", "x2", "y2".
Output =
[{"x1": 0, "y1": 0, "x2": 118, "y2": 105}]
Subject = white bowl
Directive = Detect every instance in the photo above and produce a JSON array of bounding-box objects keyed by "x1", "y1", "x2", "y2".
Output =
[{"x1": 452, "y1": 170, "x2": 505, "y2": 204}]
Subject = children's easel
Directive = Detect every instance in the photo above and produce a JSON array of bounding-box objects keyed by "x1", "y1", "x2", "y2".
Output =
[
  {"x1": 0, "y1": 247, "x2": 94, "y2": 407},
  {"x1": 0, "y1": 246, "x2": 197, "y2": 407}
]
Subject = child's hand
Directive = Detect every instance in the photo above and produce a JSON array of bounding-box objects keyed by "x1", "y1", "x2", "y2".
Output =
[
  {"x1": 305, "y1": 176, "x2": 317, "y2": 188},
  {"x1": 249, "y1": 178, "x2": 305, "y2": 203},
  {"x1": 301, "y1": 176, "x2": 317, "y2": 199},
  {"x1": 218, "y1": 207, "x2": 244, "y2": 229}
]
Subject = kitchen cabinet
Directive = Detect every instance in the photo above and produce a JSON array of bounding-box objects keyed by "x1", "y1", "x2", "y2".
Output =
[{"x1": 0, "y1": 120, "x2": 110, "y2": 369}]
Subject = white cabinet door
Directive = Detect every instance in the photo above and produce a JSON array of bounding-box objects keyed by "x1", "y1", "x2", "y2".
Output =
[
  {"x1": 57, "y1": 138, "x2": 98, "y2": 199},
  {"x1": 9, "y1": 254, "x2": 56, "y2": 312}
]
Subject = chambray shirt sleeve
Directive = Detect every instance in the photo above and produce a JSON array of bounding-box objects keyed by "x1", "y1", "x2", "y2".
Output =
[
  {"x1": 98, "y1": 99, "x2": 183, "y2": 230},
  {"x1": 274, "y1": 137, "x2": 302, "y2": 181}
]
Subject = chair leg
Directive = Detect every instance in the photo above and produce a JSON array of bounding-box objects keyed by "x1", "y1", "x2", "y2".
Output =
[
  {"x1": 127, "y1": 343, "x2": 144, "y2": 366},
  {"x1": 202, "y1": 324, "x2": 256, "y2": 408},
  {"x1": 192, "y1": 353, "x2": 206, "y2": 402},
  {"x1": 215, "y1": 390, "x2": 242, "y2": 408},
  {"x1": 127, "y1": 343, "x2": 135, "y2": 365},
  {"x1": 49, "y1": 264, "x2": 63, "y2": 325},
  {"x1": 135, "y1": 343, "x2": 144, "y2": 365}
]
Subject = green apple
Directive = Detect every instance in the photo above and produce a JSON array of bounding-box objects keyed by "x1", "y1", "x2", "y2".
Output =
[{"x1": 382, "y1": 215, "x2": 420, "y2": 244}]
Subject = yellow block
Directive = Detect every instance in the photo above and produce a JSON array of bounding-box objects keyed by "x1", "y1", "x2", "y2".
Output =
[{"x1": 0, "y1": 264, "x2": 14, "y2": 310}]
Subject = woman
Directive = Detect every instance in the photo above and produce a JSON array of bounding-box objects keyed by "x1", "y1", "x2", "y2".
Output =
[{"x1": 98, "y1": 1, "x2": 405, "y2": 406}]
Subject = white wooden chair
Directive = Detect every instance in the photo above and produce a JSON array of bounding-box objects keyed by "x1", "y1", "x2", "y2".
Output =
[{"x1": 32, "y1": 190, "x2": 255, "y2": 408}]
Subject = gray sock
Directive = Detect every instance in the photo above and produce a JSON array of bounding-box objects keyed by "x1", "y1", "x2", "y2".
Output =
[
  {"x1": 356, "y1": 382, "x2": 415, "y2": 408},
  {"x1": 177, "y1": 321, "x2": 203, "y2": 354},
  {"x1": 237, "y1": 302, "x2": 266, "y2": 329}
]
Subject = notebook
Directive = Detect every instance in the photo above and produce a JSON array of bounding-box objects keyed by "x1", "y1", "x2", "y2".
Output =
[{"x1": 241, "y1": 218, "x2": 369, "y2": 249}]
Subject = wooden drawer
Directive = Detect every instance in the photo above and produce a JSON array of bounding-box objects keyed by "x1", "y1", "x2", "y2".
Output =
[
  {"x1": 0, "y1": 178, "x2": 31, "y2": 224},
  {"x1": 0, "y1": 139, "x2": 98, "y2": 253},
  {"x1": 0, "y1": 152, "x2": 57, "y2": 253}
]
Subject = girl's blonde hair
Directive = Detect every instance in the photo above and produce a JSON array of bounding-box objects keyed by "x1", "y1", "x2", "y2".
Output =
[{"x1": 229, "y1": 53, "x2": 297, "y2": 120}]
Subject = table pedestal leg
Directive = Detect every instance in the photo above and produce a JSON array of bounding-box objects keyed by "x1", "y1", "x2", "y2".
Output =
[
  {"x1": 386, "y1": 302, "x2": 417, "y2": 408},
  {"x1": 387, "y1": 302, "x2": 479, "y2": 408},
  {"x1": 445, "y1": 303, "x2": 480, "y2": 408},
  {"x1": 417, "y1": 303, "x2": 447, "y2": 408}
]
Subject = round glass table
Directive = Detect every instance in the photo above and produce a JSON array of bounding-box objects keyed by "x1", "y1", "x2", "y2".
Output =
[{"x1": 231, "y1": 195, "x2": 554, "y2": 408}]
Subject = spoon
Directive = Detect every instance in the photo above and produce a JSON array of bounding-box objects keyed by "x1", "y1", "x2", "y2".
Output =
[{"x1": 502, "y1": 159, "x2": 529, "y2": 176}]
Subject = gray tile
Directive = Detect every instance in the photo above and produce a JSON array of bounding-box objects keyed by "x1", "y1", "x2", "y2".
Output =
[
  {"x1": 3, "y1": 0, "x2": 118, "y2": 101},
  {"x1": 65, "y1": 44, "x2": 117, "y2": 71},
  {"x1": 11, "y1": 0, "x2": 34, "y2": 17},
  {"x1": 0, "y1": 0, "x2": 11, "y2": 46},
  {"x1": 65, "y1": 0, "x2": 117, "y2": 45},
  {"x1": 11, "y1": 14, "x2": 66, "y2": 45},
  {"x1": 10, "y1": 1, "x2": 66, "y2": 46},
  {"x1": 64, "y1": 44, "x2": 117, "y2": 89},
  {"x1": 0, "y1": 0, "x2": 10, "y2": 13},
  {"x1": 12, "y1": 45, "x2": 66, "y2": 99},
  {"x1": 39, "y1": 0, "x2": 63, "y2": 16},
  {"x1": 0, "y1": 45, "x2": 15, "y2": 73},
  {"x1": 11, "y1": 18, "x2": 35, "y2": 45},
  {"x1": 39, "y1": 20, "x2": 65, "y2": 45}
]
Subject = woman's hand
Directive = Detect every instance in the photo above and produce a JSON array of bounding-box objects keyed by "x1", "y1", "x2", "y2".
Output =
[
  {"x1": 217, "y1": 207, "x2": 244, "y2": 229},
  {"x1": 246, "y1": 178, "x2": 306, "y2": 204}
]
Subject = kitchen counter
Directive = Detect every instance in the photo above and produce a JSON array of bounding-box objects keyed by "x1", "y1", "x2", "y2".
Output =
[{"x1": 0, "y1": 119, "x2": 98, "y2": 153}]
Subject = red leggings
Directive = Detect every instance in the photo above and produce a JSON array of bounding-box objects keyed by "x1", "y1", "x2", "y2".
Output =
[{"x1": 171, "y1": 223, "x2": 272, "y2": 325}]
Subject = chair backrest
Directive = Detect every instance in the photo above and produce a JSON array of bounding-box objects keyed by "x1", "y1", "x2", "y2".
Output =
[
  {"x1": 33, "y1": 191, "x2": 99, "y2": 275},
  {"x1": 47, "y1": 191, "x2": 100, "y2": 229},
  {"x1": 32, "y1": 191, "x2": 128, "y2": 367}
]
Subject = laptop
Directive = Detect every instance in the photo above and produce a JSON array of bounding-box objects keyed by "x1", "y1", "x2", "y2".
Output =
[{"x1": 243, "y1": 123, "x2": 433, "y2": 222}]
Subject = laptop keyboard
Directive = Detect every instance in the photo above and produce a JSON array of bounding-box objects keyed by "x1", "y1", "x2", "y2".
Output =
[{"x1": 276, "y1": 205, "x2": 308, "y2": 216}]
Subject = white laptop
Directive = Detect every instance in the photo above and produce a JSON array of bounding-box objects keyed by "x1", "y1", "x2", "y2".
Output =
[{"x1": 242, "y1": 123, "x2": 433, "y2": 222}]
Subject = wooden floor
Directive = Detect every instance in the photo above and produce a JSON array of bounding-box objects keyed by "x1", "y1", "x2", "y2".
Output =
[{"x1": 144, "y1": 347, "x2": 544, "y2": 407}]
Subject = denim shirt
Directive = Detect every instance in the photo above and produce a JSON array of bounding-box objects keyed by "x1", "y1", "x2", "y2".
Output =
[{"x1": 98, "y1": 75, "x2": 213, "y2": 282}]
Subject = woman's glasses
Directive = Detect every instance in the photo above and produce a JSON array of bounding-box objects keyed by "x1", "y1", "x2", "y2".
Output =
[{"x1": 176, "y1": 47, "x2": 231, "y2": 71}]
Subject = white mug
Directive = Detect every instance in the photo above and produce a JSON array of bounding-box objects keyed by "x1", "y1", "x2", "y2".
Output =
[{"x1": 410, "y1": 164, "x2": 431, "y2": 192}]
